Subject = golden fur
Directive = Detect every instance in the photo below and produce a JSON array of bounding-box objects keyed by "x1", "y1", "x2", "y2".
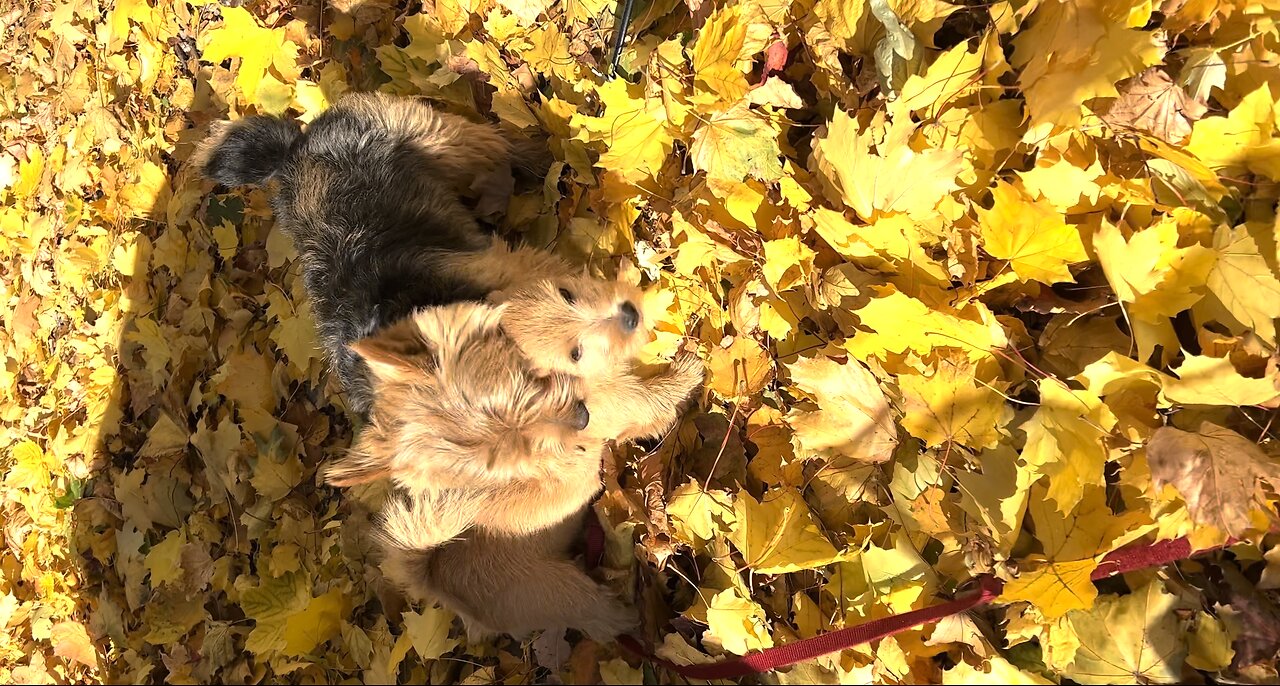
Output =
[
  {"x1": 323, "y1": 303, "x2": 588, "y2": 489},
  {"x1": 381, "y1": 507, "x2": 633, "y2": 641},
  {"x1": 371, "y1": 322, "x2": 704, "y2": 640}
]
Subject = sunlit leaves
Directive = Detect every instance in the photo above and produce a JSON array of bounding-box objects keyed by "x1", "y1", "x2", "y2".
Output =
[
  {"x1": 814, "y1": 108, "x2": 969, "y2": 221},
  {"x1": 979, "y1": 181, "x2": 1088, "y2": 284},
  {"x1": 1061, "y1": 582, "x2": 1188, "y2": 685},
  {"x1": 728, "y1": 489, "x2": 845, "y2": 574},
  {"x1": 10, "y1": 0, "x2": 1280, "y2": 682},
  {"x1": 199, "y1": 7, "x2": 300, "y2": 107}
]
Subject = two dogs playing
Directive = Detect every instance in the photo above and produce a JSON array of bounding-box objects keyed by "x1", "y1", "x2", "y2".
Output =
[{"x1": 198, "y1": 93, "x2": 702, "y2": 639}]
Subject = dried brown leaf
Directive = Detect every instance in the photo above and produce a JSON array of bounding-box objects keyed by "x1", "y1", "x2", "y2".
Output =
[
  {"x1": 1103, "y1": 67, "x2": 1208, "y2": 144},
  {"x1": 1146, "y1": 422, "x2": 1280, "y2": 536}
]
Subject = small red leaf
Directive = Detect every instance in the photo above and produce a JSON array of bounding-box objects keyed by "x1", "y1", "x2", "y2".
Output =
[{"x1": 763, "y1": 40, "x2": 788, "y2": 79}]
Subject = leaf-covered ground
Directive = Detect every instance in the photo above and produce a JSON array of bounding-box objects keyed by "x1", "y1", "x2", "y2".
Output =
[{"x1": 4, "y1": 0, "x2": 1280, "y2": 683}]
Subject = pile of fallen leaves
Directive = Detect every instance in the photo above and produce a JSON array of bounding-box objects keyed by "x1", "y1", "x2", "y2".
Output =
[{"x1": 3, "y1": 0, "x2": 1280, "y2": 682}]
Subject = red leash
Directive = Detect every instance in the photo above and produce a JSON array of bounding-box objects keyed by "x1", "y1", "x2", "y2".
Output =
[
  {"x1": 616, "y1": 576, "x2": 1003, "y2": 679},
  {"x1": 586, "y1": 510, "x2": 1237, "y2": 679}
]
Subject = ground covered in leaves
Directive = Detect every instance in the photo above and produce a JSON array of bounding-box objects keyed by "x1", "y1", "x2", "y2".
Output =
[{"x1": 4, "y1": 0, "x2": 1280, "y2": 683}]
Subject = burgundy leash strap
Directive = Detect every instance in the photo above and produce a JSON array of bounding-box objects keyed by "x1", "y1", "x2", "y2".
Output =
[
  {"x1": 1090, "y1": 535, "x2": 1196, "y2": 579},
  {"x1": 617, "y1": 576, "x2": 1003, "y2": 680},
  {"x1": 611, "y1": 535, "x2": 1232, "y2": 679},
  {"x1": 584, "y1": 510, "x2": 607, "y2": 569}
]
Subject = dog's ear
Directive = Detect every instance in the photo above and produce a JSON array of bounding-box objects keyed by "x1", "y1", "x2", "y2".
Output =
[
  {"x1": 411, "y1": 302, "x2": 508, "y2": 351},
  {"x1": 350, "y1": 318, "x2": 433, "y2": 383}
]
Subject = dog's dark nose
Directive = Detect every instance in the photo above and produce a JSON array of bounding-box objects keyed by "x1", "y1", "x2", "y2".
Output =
[
  {"x1": 619, "y1": 301, "x2": 640, "y2": 331},
  {"x1": 571, "y1": 401, "x2": 590, "y2": 431}
]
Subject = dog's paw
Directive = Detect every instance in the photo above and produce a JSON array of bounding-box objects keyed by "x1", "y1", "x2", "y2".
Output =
[
  {"x1": 669, "y1": 348, "x2": 707, "y2": 396},
  {"x1": 577, "y1": 596, "x2": 640, "y2": 643}
]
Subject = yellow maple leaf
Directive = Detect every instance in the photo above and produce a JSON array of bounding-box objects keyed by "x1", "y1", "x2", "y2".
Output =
[
  {"x1": 815, "y1": 109, "x2": 969, "y2": 221},
  {"x1": 1094, "y1": 219, "x2": 1217, "y2": 323},
  {"x1": 1185, "y1": 84, "x2": 1280, "y2": 179},
  {"x1": 118, "y1": 159, "x2": 171, "y2": 219},
  {"x1": 1007, "y1": 485, "x2": 1152, "y2": 620},
  {"x1": 1162, "y1": 353, "x2": 1280, "y2": 407},
  {"x1": 862, "y1": 532, "x2": 939, "y2": 613},
  {"x1": 215, "y1": 349, "x2": 277, "y2": 414},
  {"x1": 292, "y1": 63, "x2": 349, "y2": 124},
  {"x1": 200, "y1": 7, "x2": 298, "y2": 103},
  {"x1": 979, "y1": 181, "x2": 1088, "y2": 284},
  {"x1": 402, "y1": 605, "x2": 459, "y2": 661},
  {"x1": 1031, "y1": 485, "x2": 1151, "y2": 563},
  {"x1": 1076, "y1": 351, "x2": 1168, "y2": 398},
  {"x1": 253, "y1": 72, "x2": 295, "y2": 117},
  {"x1": 784, "y1": 355, "x2": 897, "y2": 463},
  {"x1": 1186, "y1": 612, "x2": 1236, "y2": 672},
  {"x1": 239, "y1": 573, "x2": 309, "y2": 655},
  {"x1": 898, "y1": 363, "x2": 1011, "y2": 450},
  {"x1": 728, "y1": 488, "x2": 845, "y2": 574},
  {"x1": 1013, "y1": 0, "x2": 1164, "y2": 130},
  {"x1": 5, "y1": 439, "x2": 57, "y2": 492},
  {"x1": 955, "y1": 445, "x2": 1035, "y2": 556},
  {"x1": 899, "y1": 30, "x2": 1008, "y2": 117},
  {"x1": 1022, "y1": 379, "x2": 1116, "y2": 513},
  {"x1": 666, "y1": 480, "x2": 736, "y2": 545},
  {"x1": 1018, "y1": 152, "x2": 1107, "y2": 213},
  {"x1": 760, "y1": 236, "x2": 815, "y2": 292},
  {"x1": 1200, "y1": 224, "x2": 1280, "y2": 346},
  {"x1": 848, "y1": 288, "x2": 1009, "y2": 361},
  {"x1": 703, "y1": 588, "x2": 775, "y2": 655},
  {"x1": 1002, "y1": 558, "x2": 1098, "y2": 621},
  {"x1": 433, "y1": 0, "x2": 482, "y2": 36},
  {"x1": 1062, "y1": 581, "x2": 1187, "y2": 685},
  {"x1": 282, "y1": 589, "x2": 347, "y2": 657},
  {"x1": 689, "y1": 102, "x2": 784, "y2": 183},
  {"x1": 690, "y1": 5, "x2": 751, "y2": 109},
  {"x1": 942, "y1": 655, "x2": 1055, "y2": 685},
  {"x1": 574, "y1": 79, "x2": 672, "y2": 184},
  {"x1": 144, "y1": 530, "x2": 185, "y2": 588}
]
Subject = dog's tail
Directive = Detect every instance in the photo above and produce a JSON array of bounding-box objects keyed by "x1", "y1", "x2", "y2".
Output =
[
  {"x1": 381, "y1": 521, "x2": 639, "y2": 641},
  {"x1": 377, "y1": 490, "x2": 476, "y2": 551},
  {"x1": 195, "y1": 116, "x2": 301, "y2": 187}
]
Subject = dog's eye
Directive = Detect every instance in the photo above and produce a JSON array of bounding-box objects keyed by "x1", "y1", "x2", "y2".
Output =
[
  {"x1": 570, "y1": 345, "x2": 582, "y2": 362},
  {"x1": 558, "y1": 288, "x2": 576, "y2": 305}
]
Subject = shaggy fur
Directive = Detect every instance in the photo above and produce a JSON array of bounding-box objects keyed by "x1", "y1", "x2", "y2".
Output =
[
  {"x1": 372, "y1": 341, "x2": 703, "y2": 640},
  {"x1": 326, "y1": 303, "x2": 591, "y2": 490},
  {"x1": 381, "y1": 502, "x2": 634, "y2": 642},
  {"x1": 373, "y1": 348, "x2": 706, "y2": 545},
  {"x1": 195, "y1": 92, "x2": 645, "y2": 416}
]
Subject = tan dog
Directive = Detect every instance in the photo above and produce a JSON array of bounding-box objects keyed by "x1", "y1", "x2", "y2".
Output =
[
  {"x1": 368, "y1": 345, "x2": 705, "y2": 546},
  {"x1": 366, "y1": 298, "x2": 702, "y2": 640}
]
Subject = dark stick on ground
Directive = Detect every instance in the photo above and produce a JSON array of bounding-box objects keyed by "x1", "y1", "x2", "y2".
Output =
[{"x1": 610, "y1": 0, "x2": 636, "y2": 75}]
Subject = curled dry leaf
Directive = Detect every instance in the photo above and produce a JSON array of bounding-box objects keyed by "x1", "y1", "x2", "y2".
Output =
[{"x1": 1145, "y1": 422, "x2": 1280, "y2": 537}]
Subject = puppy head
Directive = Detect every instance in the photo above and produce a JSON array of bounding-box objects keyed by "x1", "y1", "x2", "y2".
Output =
[
  {"x1": 492, "y1": 274, "x2": 646, "y2": 378},
  {"x1": 324, "y1": 302, "x2": 590, "y2": 489}
]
